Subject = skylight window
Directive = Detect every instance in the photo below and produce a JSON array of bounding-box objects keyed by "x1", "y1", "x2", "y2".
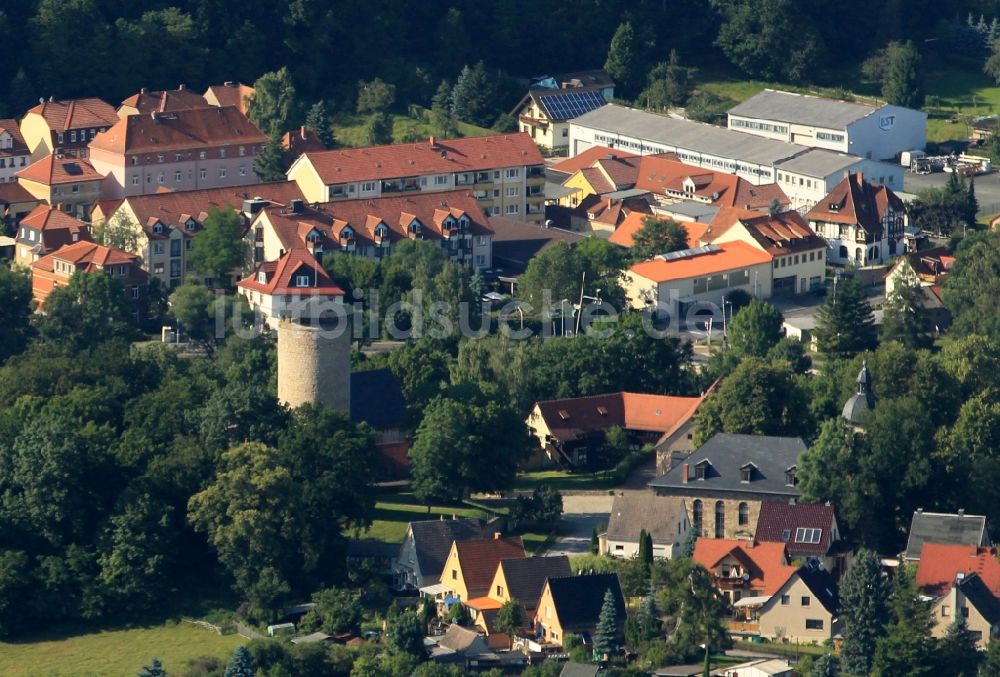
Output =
[{"x1": 794, "y1": 527, "x2": 822, "y2": 544}]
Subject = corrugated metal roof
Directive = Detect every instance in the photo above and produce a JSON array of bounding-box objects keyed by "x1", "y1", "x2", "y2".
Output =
[{"x1": 729, "y1": 89, "x2": 877, "y2": 129}]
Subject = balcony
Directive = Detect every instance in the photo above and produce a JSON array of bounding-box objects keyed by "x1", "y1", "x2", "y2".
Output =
[
  {"x1": 455, "y1": 174, "x2": 475, "y2": 186},
  {"x1": 382, "y1": 179, "x2": 420, "y2": 193},
  {"x1": 727, "y1": 620, "x2": 760, "y2": 635}
]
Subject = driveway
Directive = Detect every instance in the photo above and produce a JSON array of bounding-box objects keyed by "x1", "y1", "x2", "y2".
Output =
[{"x1": 546, "y1": 494, "x2": 614, "y2": 559}]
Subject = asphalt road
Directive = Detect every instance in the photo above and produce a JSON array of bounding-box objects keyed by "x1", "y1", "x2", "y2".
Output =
[
  {"x1": 901, "y1": 167, "x2": 1000, "y2": 217},
  {"x1": 546, "y1": 495, "x2": 613, "y2": 559}
]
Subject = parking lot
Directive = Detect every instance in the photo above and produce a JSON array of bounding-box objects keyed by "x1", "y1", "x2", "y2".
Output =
[{"x1": 901, "y1": 165, "x2": 1000, "y2": 217}]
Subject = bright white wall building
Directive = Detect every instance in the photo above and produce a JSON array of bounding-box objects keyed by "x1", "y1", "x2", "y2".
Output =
[{"x1": 728, "y1": 90, "x2": 926, "y2": 161}]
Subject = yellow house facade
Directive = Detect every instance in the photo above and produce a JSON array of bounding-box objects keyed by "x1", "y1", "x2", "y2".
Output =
[{"x1": 929, "y1": 575, "x2": 1000, "y2": 649}]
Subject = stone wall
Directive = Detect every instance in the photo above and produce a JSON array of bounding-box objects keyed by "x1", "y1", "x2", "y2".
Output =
[{"x1": 277, "y1": 318, "x2": 350, "y2": 412}]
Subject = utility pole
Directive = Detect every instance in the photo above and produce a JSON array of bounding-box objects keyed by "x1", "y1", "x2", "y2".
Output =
[{"x1": 574, "y1": 271, "x2": 587, "y2": 336}]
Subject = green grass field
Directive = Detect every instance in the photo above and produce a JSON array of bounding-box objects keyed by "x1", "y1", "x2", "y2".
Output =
[
  {"x1": 512, "y1": 470, "x2": 616, "y2": 493},
  {"x1": 352, "y1": 492, "x2": 495, "y2": 543},
  {"x1": 333, "y1": 108, "x2": 493, "y2": 147},
  {"x1": 0, "y1": 621, "x2": 244, "y2": 677}
]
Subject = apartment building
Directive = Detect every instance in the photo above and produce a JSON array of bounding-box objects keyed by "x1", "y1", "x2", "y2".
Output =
[
  {"x1": 118, "y1": 85, "x2": 213, "y2": 117},
  {"x1": 0, "y1": 120, "x2": 32, "y2": 183},
  {"x1": 19, "y1": 97, "x2": 118, "y2": 161},
  {"x1": 31, "y1": 240, "x2": 147, "y2": 317},
  {"x1": 16, "y1": 154, "x2": 104, "y2": 220},
  {"x1": 94, "y1": 182, "x2": 304, "y2": 288},
  {"x1": 249, "y1": 191, "x2": 493, "y2": 269},
  {"x1": 88, "y1": 106, "x2": 269, "y2": 199},
  {"x1": 287, "y1": 133, "x2": 546, "y2": 223},
  {"x1": 15, "y1": 205, "x2": 92, "y2": 267}
]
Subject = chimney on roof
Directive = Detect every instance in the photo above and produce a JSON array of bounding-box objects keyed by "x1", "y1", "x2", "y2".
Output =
[
  {"x1": 39, "y1": 97, "x2": 45, "y2": 105},
  {"x1": 439, "y1": 514, "x2": 444, "y2": 521},
  {"x1": 917, "y1": 508, "x2": 923, "y2": 514},
  {"x1": 959, "y1": 509, "x2": 966, "y2": 516},
  {"x1": 300, "y1": 125, "x2": 307, "y2": 140},
  {"x1": 429, "y1": 135, "x2": 438, "y2": 148},
  {"x1": 451, "y1": 514, "x2": 456, "y2": 520},
  {"x1": 49, "y1": 96, "x2": 54, "y2": 102},
  {"x1": 178, "y1": 84, "x2": 185, "y2": 90},
  {"x1": 681, "y1": 463, "x2": 689, "y2": 483},
  {"x1": 224, "y1": 81, "x2": 235, "y2": 88},
  {"x1": 140, "y1": 87, "x2": 148, "y2": 94},
  {"x1": 493, "y1": 532, "x2": 501, "y2": 540}
]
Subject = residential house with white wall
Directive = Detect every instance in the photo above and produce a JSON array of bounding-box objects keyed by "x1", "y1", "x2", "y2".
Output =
[{"x1": 0, "y1": 120, "x2": 32, "y2": 183}]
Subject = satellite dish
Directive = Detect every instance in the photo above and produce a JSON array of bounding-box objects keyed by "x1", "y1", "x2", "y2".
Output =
[{"x1": 742, "y1": 572, "x2": 750, "y2": 581}]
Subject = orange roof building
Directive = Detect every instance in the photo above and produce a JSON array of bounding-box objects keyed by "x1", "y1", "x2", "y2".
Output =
[
  {"x1": 527, "y1": 391, "x2": 707, "y2": 469},
  {"x1": 917, "y1": 544, "x2": 1000, "y2": 597},
  {"x1": 624, "y1": 239, "x2": 776, "y2": 313},
  {"x1": 608, "y1": 211, "x2": 709, "y2": 248},
  {"x1": 549, "y1": 146, "x2": 638, "y2": 176},
  {"x1": 287, "y1": 133, "x2": 546, "y2": 223},
  {"x1": 15, "y1": 205, "x2": 93, "y2": 267},
  {"x1": 693, "y1": 538, "x2": 797, "y2": 601},
  {"x1": 203, "y1": 82, "x2": 255, "y2": 115},
  {"x1": 88, "y1": 106, "x2": 269, "y2": 199},
  {"x1": 19, "y1": 97, "x2": 118, "y2": 161},
  {"x1": 250, "y1": 191, "x2": 494, "y2": 270},
  {"x1": 16, "y1": 155, "x2": 105, "y2": 220},
  {"x1": 439, "y1": 535, "x2": 526, "y2": 601},
  {"x1": 118, "y1": 85, "x2": 213, "y2": 118},
  {"x1": 238, "y1": 249, "x2": 344, "y2": 330},
  {"x1": 31, "y1": 241, "x2": 148, "y2": 312}
]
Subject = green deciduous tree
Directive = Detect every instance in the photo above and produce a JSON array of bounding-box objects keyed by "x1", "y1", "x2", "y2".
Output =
[
  {"x1": 0, "y1": 265, "x2": 33, "y2": 362},
  {"x1": 298, "y1": 587, "x2": 363, "y2": 634},
  {"x1": 604, "y1": 21, "x2": 642, "y2": 98},
  {"x1": 37, "y1": 271, "x2": 137, "y2": 349},
  {"x1": 714, "y1": 0, "x2": 823, "y2": 82},
  {"x1": 672, "y1": 566, "x2": 729, "y2": 661},
  {"x1": 942, "y1": 231, "x2": 1000, "y2": 339},
  {"x1": 694, "y1": 358, "x2": 812, "y2": 444},
  {"x1": 93, "y1": 211, "x2": 140, "y2": 255},
  {"x1": 630, "y1": 217, "x2": 689, "y2": 261},
  {"x1": 356, "y1": 78, "x2": 397, "y2": 115},
  {"x1": 814, "y1": 277, "x2": 877, "y2": 357},
  {"x1": 495, "y1": 599, "x2": 523, "y2": 648},
  {"x1": 386, "y1": 609, "x2": 426, "y2": 656},
  {"x1": 728, "y1": 298, "x2": 783, "y2": 358},
  {"x1": 517, "y1": 238, "x2": 626, "y2": 312},
  {"x1": 364, "y1": 112, "x2": 394, "y2": 146},
  {"x1": 882, "y1": 40, "x2": 925, "y2": 108},
  {"x1": 188, "y1": 208, "x2": 248, "y2": 288},
  {"x1": 881, "y1": 276, "x2": 932, "y2": 348},
  {"x1": 594, "y1": 588, "x2": 621, "y2": 658},
  {"x1": 839, "y1": 548, "x2": 890, "y2": 675},
  {"x1": 640, "y1": 51, "x2": 697, "y2": 110},
  {"x1": 248, "y1": 67, "x2": 297, "y2": 135}
]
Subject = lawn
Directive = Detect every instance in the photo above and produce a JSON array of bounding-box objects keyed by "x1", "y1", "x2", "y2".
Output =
[
  {"x1": 512, "y1": 470, "x2": 617, "y2": 493},
  {"x1": 733, "y1": 639, "x2": 827, "y2": 657},
  {"x1": 333, "y1": 108, "x2": 493, "y2": 147},
  {"x1": 352, "y1": 492, "x2": 496, "y2": 543},
  {"x1": 0, "y1": 620, "x2": 244, "y2": 677}
]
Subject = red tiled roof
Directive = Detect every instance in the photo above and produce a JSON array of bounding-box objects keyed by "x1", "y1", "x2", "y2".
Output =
[
  {"x1": 90, "y1": 106, "x2": 267, "y2": 154},
  {"x1": 707, "y1": 207, "x2": 824, "y2": 256},
  {"x1": 204, "y1": 83, "x2": 255, "y2": 114},
  {"x1": 755, "y1": 501, "x2": 836, "y2": 557},
  {"x1": 118, "y1": 183, "x2": 304, "y2": 237},
  {"x1": 26, "y1": 98, "x2": 118, "y2": 132},
  {"x1": 453, "y1": 536, "x2": 526, "y2": 598},
  {"x1": 693, "y1": 539, "x2": 796, "y2": 596},
  {"x1": 580, "y1": 167, "x2": 615, "y2": 194},
  {"x1": 0, "y1": 182, "x2": 37, "y2": 205},
  {"x1": 16, "y1": 155, "x2": 104, "y2": 186},
  {"x1": 609, "y1": 212, "x2": 709, "y2": 248},
  {"x1": 260, "y1": 191, "x2": 492, "y2": 252},
  {"x1": 732, "y1": 181, "x2": 790, "y2": 211},
  {"x1": 20, "y1": 206, "x2": 92, "y2": 252},
  {"x1": 536, "y1": 391, "x2": 705, "y2": 444},
  {"x1": 32, "y1": 240, "x2": 142, "y2": 273},
  {"x1": 550, "y1": 146, "x2": 638, "y2": 175},
  {"x1": 237, "y1": 249, "x2": 344, "y2": 297},
  {"x1": 0, "y1": 119, "x2": 29, "y2": 156},
  {"x1": 806, "y1": 172, "x2": 905, "y2": 239},
  {"x1": 120, "y1": 87, "x2": 212, "y2": 115},
  {"x1": 302, "y1": 133, "x2": 544, "y2": 184},
  {"x1": 916, "y1": 543, "x2": 1000, "y2": 597},
  {"x1": 282, "y1": 127, "x2": 327, "y2": 156},
  {"x1": 629, "y1": 240, "x2": 772, "y2": 283}
]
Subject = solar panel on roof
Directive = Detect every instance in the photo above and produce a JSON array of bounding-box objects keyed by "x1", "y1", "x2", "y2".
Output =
[{"x1": 539, "y1": 89, "x2": 607, "y2": 121}]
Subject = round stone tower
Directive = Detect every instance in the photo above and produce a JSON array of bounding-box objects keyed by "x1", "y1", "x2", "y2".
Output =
[{"x1": 277, "y1": 317, "x2": 351, "y2": 413}]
